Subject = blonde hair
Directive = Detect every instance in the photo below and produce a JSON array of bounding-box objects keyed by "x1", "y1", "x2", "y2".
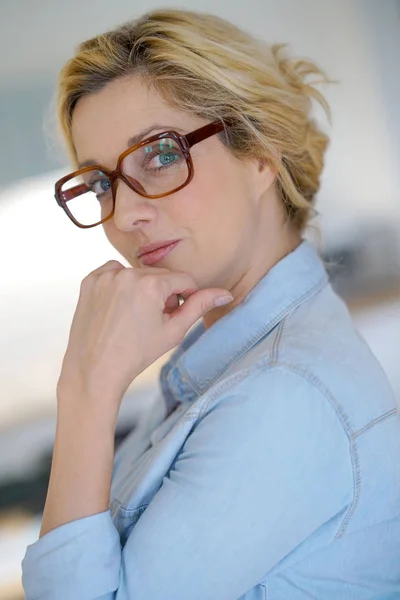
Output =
[{"x1": 57, "y1": 8, "x2": 331, "y2": 231}]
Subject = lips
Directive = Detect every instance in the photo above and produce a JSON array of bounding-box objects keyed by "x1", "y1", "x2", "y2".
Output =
[{"x1": 138, "y1": 240, "x2": 180, "y2": 266}]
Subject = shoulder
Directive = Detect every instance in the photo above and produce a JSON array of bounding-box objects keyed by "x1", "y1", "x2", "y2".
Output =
[
  {"x1": 226, "y1": 281, "x2": 396, "y2": 433},
  {"x1": 274, "y1": 284, "x2": 397, "y2": 430},
  {"x1": 190, "y1": 364, "x2": 351, "y2": 470},
  {"x1": 182, "y1": 365, "x2": 354, "y2": 525}
]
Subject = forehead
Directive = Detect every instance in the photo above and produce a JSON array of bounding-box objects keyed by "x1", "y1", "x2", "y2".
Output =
[{"x1": 71, "y1": 75, "x2": 202, "y2": 168}]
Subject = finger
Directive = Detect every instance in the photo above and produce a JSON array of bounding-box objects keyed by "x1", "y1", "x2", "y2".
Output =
[
  {"x1": 89, "y1": 260, "x2": 126, "y2": 277},
  {"x1": 166, "y1": 288, "x2": 233, "y2": 336},
  {"x1": 155, "y1": 272, "x2": 199, "y2": 300}
]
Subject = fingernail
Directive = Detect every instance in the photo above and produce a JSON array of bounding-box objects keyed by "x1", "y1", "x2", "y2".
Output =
[{"x1": 214, "y1": 294, "x2": 234, "y2": 307}]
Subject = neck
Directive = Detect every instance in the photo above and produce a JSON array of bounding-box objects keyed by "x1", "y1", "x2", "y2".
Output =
[{"x1": 202, "y1": 224, "x2": 302, "y2": 330}]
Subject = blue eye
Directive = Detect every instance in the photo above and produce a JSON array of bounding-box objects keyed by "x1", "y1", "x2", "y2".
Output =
[
  {"x1": 91, "y1": 177, "x2": 111, "y2": 197},
  {"x1": 158, "y1": 152, "x2": 179, "y2": 166},
  {"x1": 140, "y1": 138, "x2": 184, "y2": 173}
]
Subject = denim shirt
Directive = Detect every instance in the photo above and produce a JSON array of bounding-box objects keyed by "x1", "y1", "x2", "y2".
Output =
[{"x1": 22, "y1": 240, "x2": 400, "y2": 600}]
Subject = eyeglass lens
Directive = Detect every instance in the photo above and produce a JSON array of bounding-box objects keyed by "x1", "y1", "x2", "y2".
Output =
[{"x1": 60, "y1": 136, "x2": 189, "y2": 226}]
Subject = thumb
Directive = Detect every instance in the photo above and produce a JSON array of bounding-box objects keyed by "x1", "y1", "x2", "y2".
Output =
[{"x1": 167, "y1": 289, "x2": 233, "y2": 335}]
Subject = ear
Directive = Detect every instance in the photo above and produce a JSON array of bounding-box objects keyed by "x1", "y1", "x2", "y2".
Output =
[{"x1": 255, "y1": 159, "x2": 278, "y2": 195}]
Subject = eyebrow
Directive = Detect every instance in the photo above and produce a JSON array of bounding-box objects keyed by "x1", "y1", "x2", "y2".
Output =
[{"x1": 77, "y1": 124, "x2": 182, "y2": 169}]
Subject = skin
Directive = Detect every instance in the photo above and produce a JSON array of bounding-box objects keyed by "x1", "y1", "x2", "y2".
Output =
[
  {"x1": 71, "y1": 75, "x2": 301, "y2": 329},
  {"x1": 39, "y1": 74, "x2": 301, "y2": 538}
]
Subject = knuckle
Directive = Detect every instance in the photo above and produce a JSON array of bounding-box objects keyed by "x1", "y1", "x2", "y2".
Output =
[
  {"x1": 80, "y1": 274, "x2": 92, "y2": 289},
  {"x1": 140, "y1": 274, "x2": 159, "y2": 295},
  {"x1": 114, "y1": 267, "x2": 134, "y2": 286},
  {"x1": 100, "y1": 270, "x2": 117, "y2": 285},
  {"x1": 160, "y1": 279, "x2": 171, "y2": 296},
  {"x1": 115, "y1": 267, "x2": 131, "y2": 279},
  {"x1": 106, "y1": 260, "x2": 122, "y2": 267}
]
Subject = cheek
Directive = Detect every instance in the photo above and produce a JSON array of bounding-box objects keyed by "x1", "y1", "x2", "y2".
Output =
[
  {"x1": 177, "y1": 169, "x2": 231, "y2": 225},
  {"x1": 102, "y1": 221, "x2": 117, "y2": 246},
  {"x1": 101, "y1": 221, "x2": 134, "y2": 262},
  {"x1": 182, "y1": 167, "x2": 251, "y2": 238}
]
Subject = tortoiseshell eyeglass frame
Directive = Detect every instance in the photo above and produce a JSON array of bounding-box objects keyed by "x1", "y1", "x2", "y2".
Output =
[{"x1": 54, "y1": 120, "x2": 227, "y2": 229}]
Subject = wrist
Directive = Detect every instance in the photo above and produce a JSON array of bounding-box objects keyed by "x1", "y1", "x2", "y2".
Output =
[{"x1": 56, "y1": 381, "x2": 120, "y2": 435}]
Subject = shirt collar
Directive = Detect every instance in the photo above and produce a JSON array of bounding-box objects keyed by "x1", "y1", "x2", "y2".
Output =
[{"x1": 160, "y1": 240, "x2": 328, "y2": 413}]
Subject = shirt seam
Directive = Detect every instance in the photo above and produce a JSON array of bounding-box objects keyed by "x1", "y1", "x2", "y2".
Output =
[
  {"x1": 257, "y1": 361, "x2": 358, "y2": 540},
  {"x1": 351, "y1": 408, "x2": 398, "y2": 439},
  {"x1": 183, "y1": 359, "x2": 357, "y2": 539},
  {"x1": 270, "y1": 320, "x2": 284, "y2": 365},
  {"x1": 180, "y1": 275, "x2": 329, "y2": 398}
]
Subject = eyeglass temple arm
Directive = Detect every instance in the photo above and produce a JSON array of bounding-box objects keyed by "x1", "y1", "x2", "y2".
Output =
[
  {"x1": 184, "y1": 120, "x2": 227, "y2": 149},
  {"x1": 60, "y1": 183, "x2": 89, "y2": 202}
]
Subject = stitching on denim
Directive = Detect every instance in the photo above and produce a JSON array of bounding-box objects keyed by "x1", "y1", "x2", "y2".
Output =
[
  {"x1": 182, "y1": 365, "x2": 258, "y2": 422},
  {"x1": 181, "y1": 275, "x2": 328, "y2": 400},
  {"x1": 335, "y1": 434, "x2": 361, "y2": 539},
  {"x1": 259, "y1": 361, "x2": 353, "y2": 434},
  {"x1": 264, "y1": 362, "x2": 358, "y2": 539},
  {"x1": 204, "y1": 277, "x2": 327, "y2": 390},
  {"x1": 352, "y1": 408, "x2": 398, "y2": 439},
  {"x1": 271, "y1": 320, "x2": 284, "y2": 365},
  {"x1": 109, "y1": 498, "x2": 122, "y2": 519},
  {"x1": 183, "y1": 359, "x2": 357, "y2": 538},
  {"x1": 336, "y1": 409, "x2": 399, "y2": 537}
]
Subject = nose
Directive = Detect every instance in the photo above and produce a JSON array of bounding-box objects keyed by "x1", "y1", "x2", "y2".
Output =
[{"x1": 112, "y1": 179, "x2": 158, "y2": 232}]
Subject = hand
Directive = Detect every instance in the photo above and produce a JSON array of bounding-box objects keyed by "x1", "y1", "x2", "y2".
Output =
[{"x1": 57, "y1": 260, "x2": 233, "y2": 421}]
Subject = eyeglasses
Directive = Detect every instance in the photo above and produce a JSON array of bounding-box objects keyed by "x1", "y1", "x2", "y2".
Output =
[{"x1": 54, "y1": 120, "x2": 226, "y2": 228}]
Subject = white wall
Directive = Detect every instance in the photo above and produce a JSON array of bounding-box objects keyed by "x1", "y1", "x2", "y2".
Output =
[
  {"x1": 2, "y1": 0, "x2": 398, "y2": 247},
  {"x1": 1, "y1": 0, "x2": 399, "y2": 242}
]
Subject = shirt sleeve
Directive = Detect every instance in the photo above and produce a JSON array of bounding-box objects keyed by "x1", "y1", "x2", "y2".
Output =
[{"x1": 21, "y1": 366, "x2": 353, "y2": 600}]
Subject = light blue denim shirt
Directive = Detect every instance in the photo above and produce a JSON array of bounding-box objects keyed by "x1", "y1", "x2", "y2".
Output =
[{"x1": 22, "y1": 240, "x2": 400, "y2": 600}]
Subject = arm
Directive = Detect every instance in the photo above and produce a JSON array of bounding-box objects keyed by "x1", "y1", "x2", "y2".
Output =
[
  {"x1": 39, "y1": 400, "x2": 115, "y2": 539},
  {"x1": 22, "y1": 260, "x2": 232, "y2": 599},
  {"x1": 22, "y1": 398, "x2": 122, "y2": 600},
  {"x1": 22, "y1": 367, "x2": 353, "y2": 600}
]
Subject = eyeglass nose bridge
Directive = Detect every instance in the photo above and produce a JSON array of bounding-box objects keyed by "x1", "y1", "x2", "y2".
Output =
[{"x1": 110, "y1": 166, "x2": 148, "y2": 199}]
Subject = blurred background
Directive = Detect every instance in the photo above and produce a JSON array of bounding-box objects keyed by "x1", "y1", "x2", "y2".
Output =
[{"x1": 0, "y1": 0, "x2": 399, "y2": 597}]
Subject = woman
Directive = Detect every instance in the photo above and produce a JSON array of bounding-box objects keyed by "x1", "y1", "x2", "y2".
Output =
[{"x1": 22, "y1": 8, "x2": 400, "y2": 599}]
